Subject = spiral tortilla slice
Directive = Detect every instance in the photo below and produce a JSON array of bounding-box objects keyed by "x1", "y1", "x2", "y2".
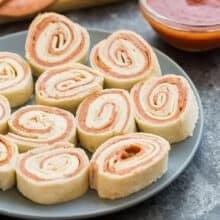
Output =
[
  {"x1": 90, "y1": 132, "x2": 170, "y2": 199},
  {"x1": 130, "y1": 74, "x2": 198, "y2": 143},
  {"x1": 76, "y1": 89, "x2": 136, "y2": 152},
  {"x1": 25, "y1": 12, "x2": 90, "y2": 76},
  {"x1": 35, "y1": 64, "x2": 103, "y2": 113},
  {"x1": 0, "y1": 52, "x2": 33, "y2": 107},
  {"x1": 6, "y1": 105, "x2": 77, "y2": 152},
  {"x1": 0, "y1": 135, "x2": 18, "y2": 191},
  {"x1": 16, "y1": 142, "x2": 89, "y2": 205},
  {"x1": 90, "y1": 30, "x2": 161, "y2": 90},
  {"x1": 0, "y1": 95, "x2": 10, "y2": 134}
]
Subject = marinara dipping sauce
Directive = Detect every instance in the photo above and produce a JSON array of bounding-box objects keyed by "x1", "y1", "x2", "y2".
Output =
[{"x1": 140, "y1": 0, "x2": 220, "y2": 51}]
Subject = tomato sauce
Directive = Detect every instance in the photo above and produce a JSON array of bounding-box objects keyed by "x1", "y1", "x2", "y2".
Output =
[
  {"x1": 140, "y1": 0, "x2": 220, "y2": 51},
  {"x1": 147, "y1": 0, "x2": 220, "y2": 26}
]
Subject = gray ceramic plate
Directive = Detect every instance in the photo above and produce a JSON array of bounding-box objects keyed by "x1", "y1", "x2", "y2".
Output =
[{"x1": 0, "y1": 29, "x2": 203, "y2": 219}]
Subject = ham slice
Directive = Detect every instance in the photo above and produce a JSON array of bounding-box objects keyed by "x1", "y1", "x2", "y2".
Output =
[
  {"x1": 0, "y1": 95, "x2": 10, "y2": 134},
  {"x1": 130, "y1": 74, "x2": 199, "y2": 143},
  {"x1": 0, "y1": 52, "x2": 33, "y2": 108},
  {"x1": 0, "y1": 135, "x2": 18, "y2": 191},
  {"x1": 76, "y1": 89, "x2": 136, "y2": 152},
  {"x1": 35, "y1": 63, "x2": 103, "y2": 113},
  {"x1": 90, "y1": 30, "x2": 161, "y2": 90},
  {"x1": 25, "y1": 12, "x2": 90, "y2": 76},
  {"x1": 16, "y1": 142, "x2": 89, "y2": 204},
  {"x1": 90, "y1": 132, "x2": 170, "y2": 199},
  {"x1": 6, "y1": 105, "x2": 77, "y2": 152}
]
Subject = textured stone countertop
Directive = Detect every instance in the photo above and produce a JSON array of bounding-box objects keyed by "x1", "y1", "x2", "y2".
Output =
[{"x1": 0, "y1": 1, "x2": 219, "y2": 220}]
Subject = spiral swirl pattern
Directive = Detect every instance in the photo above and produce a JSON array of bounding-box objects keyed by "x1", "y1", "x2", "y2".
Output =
[
  {"x1": 35, "y1": 64, "x2": 103, "y2": 113},
  {"x1": 16, "y1": 142, "x2": 89, "y2": 204},
  {"x1": 25, "y1": 12, "x2": 90, "y2": 75},
  {"x1": 0, "y1": 95, "x2": 10, "y2": 134},
  {"x1": 0, "y1": 52, "x2": 33, "y2": 107},
  {"x1": 76, "y1": 89, "x2": 136, "y2": 152},
  {"x1": 7, "y1": 105, "x2": 76, "y2": 152},
  {"x1": 90, "y1": 30, "x2": 161, "y2": 90},
  {"x1": 0, "y1": 135, "x2": 18, "y2": 191},
  {"x1": 130, "y1": 74, "x2": 198, "y2": 143},
  {"x1": 90, "y1": 132, "x2": 170, "y2": 199}
]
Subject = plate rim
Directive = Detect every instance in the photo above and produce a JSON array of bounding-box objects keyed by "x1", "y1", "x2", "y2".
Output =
[{"x1": 0, "y1": 29, "x2": 204, "y2": 220}]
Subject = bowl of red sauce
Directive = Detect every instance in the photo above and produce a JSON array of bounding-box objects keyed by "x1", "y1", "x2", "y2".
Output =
[{"x1": 140, "y1": 0, "x2": 220, "y2": 51}]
